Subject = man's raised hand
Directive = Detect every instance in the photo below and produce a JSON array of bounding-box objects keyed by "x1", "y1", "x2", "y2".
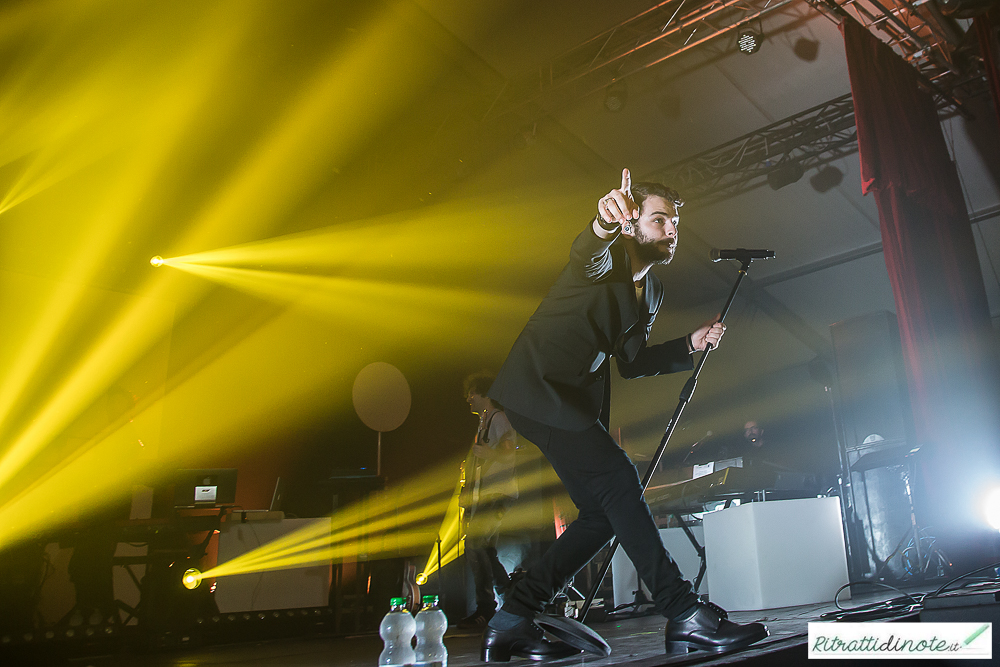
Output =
[{"x1": 597, "y1": 168, "x2": 639, "y2": 236}]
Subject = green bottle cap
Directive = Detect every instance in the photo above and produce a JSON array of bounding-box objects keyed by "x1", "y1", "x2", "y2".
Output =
[
  {"x1": 421, "y1": 594, "x2": 439, "y2": 605},
  {"x1": 390, "y1": 597, "x2": 405, "y2": 607}
]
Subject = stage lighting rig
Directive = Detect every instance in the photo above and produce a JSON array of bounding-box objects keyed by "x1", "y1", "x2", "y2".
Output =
[
  {"x1": 737, "y1": 26, "x2": 763, "y2": 55},
  {"x1": 150, "y1": 255, "x2": 164, "y2": 267},
  {"x1": 604, "y1": 80, "x2": 627, "y2": 112},
  {"x1": 182, "y1": 567, "x2": 203, "y2": 590},
  {"x1": 767, "y1": 160, "x2": 804, "y2": 190}
]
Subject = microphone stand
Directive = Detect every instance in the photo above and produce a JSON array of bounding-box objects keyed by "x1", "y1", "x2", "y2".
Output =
[
  {"x1": 681, "y1": 433, "x2": 710, "y2": 465},
  {"x1": 579, "y1": 256, "x2": 758, "y2": 622}
]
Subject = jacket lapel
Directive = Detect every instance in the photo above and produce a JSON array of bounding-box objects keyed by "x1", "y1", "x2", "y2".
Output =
[{"x1": 615, "y1": 246, "x2": 647, "y2": 361}]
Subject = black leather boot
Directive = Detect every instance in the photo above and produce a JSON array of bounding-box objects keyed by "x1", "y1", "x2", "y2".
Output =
[
  {"x1": 482, "y1": 619, "x2": 582, "y2": 662},
  {"x1": 664, "y1": 601, "x2": 768, "y2": 654}
]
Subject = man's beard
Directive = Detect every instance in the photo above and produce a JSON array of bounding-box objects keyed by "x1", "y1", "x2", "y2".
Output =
[{"x1": 632, "y1": 227, "x2": 676, "y2": 265}]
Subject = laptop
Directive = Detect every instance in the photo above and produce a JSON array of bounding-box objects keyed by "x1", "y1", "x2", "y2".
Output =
[{"x1": 173, "y1": 469, "x2": 238, "y2": 508}]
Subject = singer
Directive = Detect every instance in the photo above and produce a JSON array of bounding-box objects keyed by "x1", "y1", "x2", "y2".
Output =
[{"x1": 483, "y1": 169, "x2": 767, "y2": 661}]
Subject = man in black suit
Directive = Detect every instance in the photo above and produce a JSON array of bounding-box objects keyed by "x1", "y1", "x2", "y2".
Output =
[{"x1": 482, "y1": 169, "x2": 767, "y2": 661}]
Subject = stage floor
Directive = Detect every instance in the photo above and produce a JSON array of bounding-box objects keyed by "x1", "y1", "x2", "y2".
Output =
[{"x1": 23, "y1": 587, "x2": 933, "y2": 666}]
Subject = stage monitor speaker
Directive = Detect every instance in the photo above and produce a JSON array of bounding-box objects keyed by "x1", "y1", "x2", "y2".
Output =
[{"x1": 831, "y1": 311, "x2": 917, "y2": 580}]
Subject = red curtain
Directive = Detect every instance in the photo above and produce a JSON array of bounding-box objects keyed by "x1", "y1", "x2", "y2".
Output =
[{"x1": 842, "y1": 19, "x2": 1000, "y2": 549}]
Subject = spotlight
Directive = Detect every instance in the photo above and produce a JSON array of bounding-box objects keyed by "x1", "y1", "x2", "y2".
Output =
[
  {"x1": 737, "y1": 27, "x2": 763, "y2": 55},
  {"x1": 983, "y1": 487, "x2": 1000, "y2": 531},
  {"x1": 767, "y1": 160, "x2": 804, "y2": 190},
  {"x1": 182, "y1": 567, "x2": 203, "y2": 590},
  {"x1": 150, "y1": 255, "x2": 164, "y2": 267},
  {"x1": 809, "y1": 166, "x2": 844, "y2": 193},
  {"x1": 793, "y1": 37, "x2": 819, "y2": 62},
  {"x1": 416, "y1": 572, "x2": 428, "y2": 585},
  {"x1": 604, "y1": 81, "x2": 627, "y2": 112},
  {"x1": 512, "y1": 124, "x2": 537, "y2": 151}
]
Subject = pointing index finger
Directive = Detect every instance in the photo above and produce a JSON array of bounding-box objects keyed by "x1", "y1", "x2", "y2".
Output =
[{"x1": 621, "y1": 167, "x2": 638, "y2": 220}]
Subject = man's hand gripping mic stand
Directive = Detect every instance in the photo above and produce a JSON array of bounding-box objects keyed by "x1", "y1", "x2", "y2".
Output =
[{"x1": 578, "y1": 252, "x2": 769, "y2": 622}]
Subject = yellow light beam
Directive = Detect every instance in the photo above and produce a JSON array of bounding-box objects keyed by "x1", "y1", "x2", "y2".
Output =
[
  {"x1": 162, "y1": 264, "x2": 539, "y2": 333},
  {"x1": 210, "y1": 453, "x2": 568, "y2": 577},
  {"x1": 217, "y1": 460, "x2": 467, "y2": 569},
  {"x1": 207, "y1": 451, "x2": 569, "y2": 580},
  {"x1": 0, "y1": 0, "x2": 450, "y2": 499},
  {"x1": 421, "y1": 542, "x2": 463, "y2": 579},
  {"x1": 218, "y1": 489, "x2": 456, "y2": 576},
  {"x1": 0, "y1": 1, "x2": 260, "y2": 472},
  {"x1": 203, "y1": 528, "x2": 442, "y2": 579},
  {"x1": 158, "y1": 192, "x2": 584, "y2": 275}
]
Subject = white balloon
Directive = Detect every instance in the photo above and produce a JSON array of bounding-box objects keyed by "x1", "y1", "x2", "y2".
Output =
[{"x1": 352, "y1": 362, "x2": 411, "y2": 432}]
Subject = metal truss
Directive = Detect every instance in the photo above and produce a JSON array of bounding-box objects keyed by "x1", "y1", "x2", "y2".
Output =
[
  {"x1": 485, "y1": 0, "x2": 799, "y2": 121},
  {"x1": 481, "y1": 1, "x2": 990, "y2": 203},
  {"x1": 644, "y1": 93, "x2": 859, "y2": 205},
  {"x1": 645, "y1": 0, "x2": 992, "y2": 205},
  {"x1": 484, "y1": 0, "x2": 988, "y2": 122},
  {"x1": 806, "y1": 0, "x2": 989, "y2": 114}
]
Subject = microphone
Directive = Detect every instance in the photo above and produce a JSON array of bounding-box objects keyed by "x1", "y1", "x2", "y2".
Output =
[{"x1": 710, "y1": 248, "x2": 776, "y2": 262}]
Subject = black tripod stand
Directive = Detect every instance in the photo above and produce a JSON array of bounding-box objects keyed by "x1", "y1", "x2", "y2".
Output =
[
  {"x1": 871, "y1": 458, "x2": 951, "y2": 581},
  {"x1": 579, "y1": 251, "x2": 769, "y2": 622}
]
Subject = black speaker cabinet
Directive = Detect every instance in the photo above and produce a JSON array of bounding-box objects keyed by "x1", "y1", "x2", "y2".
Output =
[{"x1": 831, "y1": 311, "x2": 918, "y2": 580}]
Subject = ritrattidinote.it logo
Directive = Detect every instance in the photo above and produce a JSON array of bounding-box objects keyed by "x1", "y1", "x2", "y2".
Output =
[{"x1": 807, "y1": 622, "x2": 991, "y2": 660}]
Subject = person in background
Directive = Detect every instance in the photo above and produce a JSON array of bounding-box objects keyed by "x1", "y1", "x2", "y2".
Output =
[{"x1": 458, "y1": 372, "x2": 518, "y2": 629}]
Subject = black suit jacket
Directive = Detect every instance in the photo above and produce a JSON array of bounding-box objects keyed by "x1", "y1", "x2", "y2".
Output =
[{"x1": 489, "y1": 221, "x2": 694, "y2": 431}]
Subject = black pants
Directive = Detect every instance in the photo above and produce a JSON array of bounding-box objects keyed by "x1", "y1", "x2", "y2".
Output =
[
  {"x1": 502, "y1": 410, "x2": 698, "y2": 621},
  {"x1": 466, "y1": 496, "x2": 512, "y2": 612}
]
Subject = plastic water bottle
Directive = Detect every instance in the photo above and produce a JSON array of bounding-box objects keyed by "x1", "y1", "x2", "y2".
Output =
[
  {"x1": 414, "y1": 594, "x2": 448, "y2": 667},
  {"x1": 379, "y1": 597, "x2": 416, "y2": 667}
]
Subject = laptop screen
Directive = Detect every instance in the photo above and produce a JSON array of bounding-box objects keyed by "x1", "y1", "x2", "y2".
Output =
[{"x1": 174, "y1": 469, "x2": 237, "y2": 508}]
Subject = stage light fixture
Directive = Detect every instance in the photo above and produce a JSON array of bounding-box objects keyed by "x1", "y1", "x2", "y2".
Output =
[
  {"x1": 809, "y1": 166, "x2": 844, "y2": 193},
  {"x1": 182, "y1": 567, "x2": 203, "y2": 590},
  {"x1": 150, "y1": 255, "x2": 164, "y2": 267},
  {"x1": 604, "y1": 81, "x2": 627, "y2": 112},
  {"x1": 982, "y1": 487, "x2": 1000, "y2": 531},
  {"x1": 793, "y1": 37, "x2": 819, "y2": 62},
  {"x1": 512, "y1": 124, "x2": 537, "y2": 150},
  {"x1": 767, "y1": 160, "x2": 804, "y2": 190},
  {"x1": 416, "y1": 572, "x2": 428, "y2": 585},
  {"x1": 737, "y1": 27, "x2": 763, "y2": 55}
]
